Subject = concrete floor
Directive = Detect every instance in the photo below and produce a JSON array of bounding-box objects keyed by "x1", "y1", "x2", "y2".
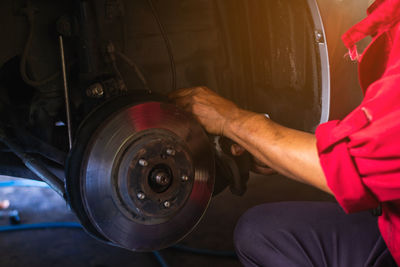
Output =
[{"x1": 0, "y1": 174, "x2": 334, "y2": 267}]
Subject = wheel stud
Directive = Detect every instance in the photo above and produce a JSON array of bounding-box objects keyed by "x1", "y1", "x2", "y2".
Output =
[
  {"x1": 138, "y1": 159, "x2": 148, "y2": 167},
  {"x1": 137, "y1": 192, "x2": 146, "y2": 200},
  {"x1": 164, "y1": 201, "x2": 171, "y2": 208},
  {"x1": 166, "y1": 148, "x2": 175, "y2": 156}
]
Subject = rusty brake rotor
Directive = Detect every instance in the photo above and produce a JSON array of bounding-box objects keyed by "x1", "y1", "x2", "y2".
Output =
[{"x1": 66, "y1": 93, "x2": 214, "y2": 251}]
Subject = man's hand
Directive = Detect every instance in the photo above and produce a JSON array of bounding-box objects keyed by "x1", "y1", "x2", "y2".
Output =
[
  {"x1": 169, "y1": 86, "x2": 332, "y2": 195},
  {"x1": 169, "y1": 86, "x2": 243, "y2": 136},
  {"x1": 170, "y1": 87, "x2": 277, "y2": 176}
]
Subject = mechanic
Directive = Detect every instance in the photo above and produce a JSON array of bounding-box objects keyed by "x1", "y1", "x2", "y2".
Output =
[{"x1": 169, "y1": 0, "x2": 400, "y2": 266}]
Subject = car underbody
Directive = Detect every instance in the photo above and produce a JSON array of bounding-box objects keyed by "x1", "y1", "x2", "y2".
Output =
[{"x1": 0, "y1": 0, "x2": 368, "y2": 251}]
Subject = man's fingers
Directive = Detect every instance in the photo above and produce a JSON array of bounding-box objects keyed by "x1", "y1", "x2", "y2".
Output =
[
  {"x1": 231, "y1": 143, "x2": 246, "y2": 156},
  {"x1": 168, "y1": 86, "x2": 233, "y2": 136},
  {"x1": 251, "y1": 164, "x2": 277, "y2": 176},
  {"x1": 169, "y1": 88, "x2": 201, "y2": 115},
  {"x1": 174, "y1": 96, "x2": 192, "y2": 108},
  {"x1": 168, "y1": 87, "x2": 196, "y2": 100},
  {"x1": 168, "y1": 89, "x2": 187, "y2": 100}
]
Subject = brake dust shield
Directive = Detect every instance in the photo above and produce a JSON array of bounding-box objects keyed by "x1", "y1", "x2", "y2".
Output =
[{"x1": 66, "y1": 96, "x2": 214, "y2": 251}]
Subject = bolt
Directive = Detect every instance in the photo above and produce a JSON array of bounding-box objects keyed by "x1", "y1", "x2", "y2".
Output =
[
  {"x1": 86, "y1": 83, "x2": 104, "y2": 98},
  {"x1": 155, "y1": 172, "x2": 171, "y2": 186},
  {"x1": 166, "y1": 148, "x2": 176, "y2": 156},
  {"x1": 315, "y1": 31, "x2": 324, "y2": 43},
  {"x1": 56, "y1": 16, "x2": 72, "y2": 37},
  {"x1": 181, "y1": 175, "x2": 189, "y2": 182},
  {"x1": 163, "y1": 201, "x2": 171, "y2": 208},
  {"x1": 137, "y1": 192, "x2": 145, "y2": 200},
  {"x1": 138, "y1": 159, "x2": 148, "y2": 167}
]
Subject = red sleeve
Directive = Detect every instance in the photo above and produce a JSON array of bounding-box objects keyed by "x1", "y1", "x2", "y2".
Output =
[
  {"x1": 316, "y1": 71, "x2": 400, "y2": 214},
  {"x1": 316, "y1": 118, "x2": 379, "y2": 213}
]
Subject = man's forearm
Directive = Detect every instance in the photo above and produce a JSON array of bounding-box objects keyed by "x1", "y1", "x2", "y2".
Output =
[
  {"x1": 169, "y1": 86, "x2": 332, "y2": 195},
  {"x1": 225, "y1": 110, "x2": 333, "y2": 195}
]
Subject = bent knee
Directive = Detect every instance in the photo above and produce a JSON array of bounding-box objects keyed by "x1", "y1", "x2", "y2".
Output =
[{"x1": 233, "y1": 205, "x2": 280, "y2": 263}]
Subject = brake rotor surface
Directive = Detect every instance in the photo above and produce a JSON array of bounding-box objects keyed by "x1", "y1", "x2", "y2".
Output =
[{"x1": 67, "y1": 97, "x2": 214, "y2": 251}]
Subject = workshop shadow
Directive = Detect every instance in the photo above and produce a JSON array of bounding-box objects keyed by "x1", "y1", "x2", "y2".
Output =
[{"x1": 0, "y1": 174, "x2": 333, "y2": 267}]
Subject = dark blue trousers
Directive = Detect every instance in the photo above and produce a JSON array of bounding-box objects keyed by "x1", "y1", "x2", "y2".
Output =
[{"x1": 234, "y1": 202, "x2": 397, "y2": 267}]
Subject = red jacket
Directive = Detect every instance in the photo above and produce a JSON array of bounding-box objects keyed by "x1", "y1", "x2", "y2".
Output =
[{"x1": 316, "y1": 0, "x2": 400, "y2": 264}]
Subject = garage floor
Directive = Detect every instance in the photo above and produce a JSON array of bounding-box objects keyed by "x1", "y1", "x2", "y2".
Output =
[{"x1": 0, "y1": 174, "x2": 333, "y2": 267}]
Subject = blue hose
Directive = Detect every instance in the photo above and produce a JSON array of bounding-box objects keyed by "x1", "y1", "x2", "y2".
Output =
[
  {"x1": 0, "y1": 222, "x2": 169, "y2": 267},
  {"x1": 152, "y1": 251, "x2": 169, "y2": 267},
  {"x1": 0, "y1": 179, "x2": 50, "y2": 188},
  {"x1": 0, "y1": 222, "x2": 81, "y2": 232}
]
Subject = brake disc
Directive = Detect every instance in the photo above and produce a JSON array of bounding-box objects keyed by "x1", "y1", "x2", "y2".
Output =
[{"x1": 66, "y1": 93, "x2": 214, "y2": 251}]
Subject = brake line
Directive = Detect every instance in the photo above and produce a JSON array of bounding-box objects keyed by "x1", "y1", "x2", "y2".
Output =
[{"x1": 146, "y1": 0, "x2": 177, "y2": 91}]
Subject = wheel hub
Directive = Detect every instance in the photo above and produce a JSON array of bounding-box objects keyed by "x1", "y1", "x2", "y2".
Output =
[{"x1": 113, "y1": 129, "x2": 195, "y2": 225}]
